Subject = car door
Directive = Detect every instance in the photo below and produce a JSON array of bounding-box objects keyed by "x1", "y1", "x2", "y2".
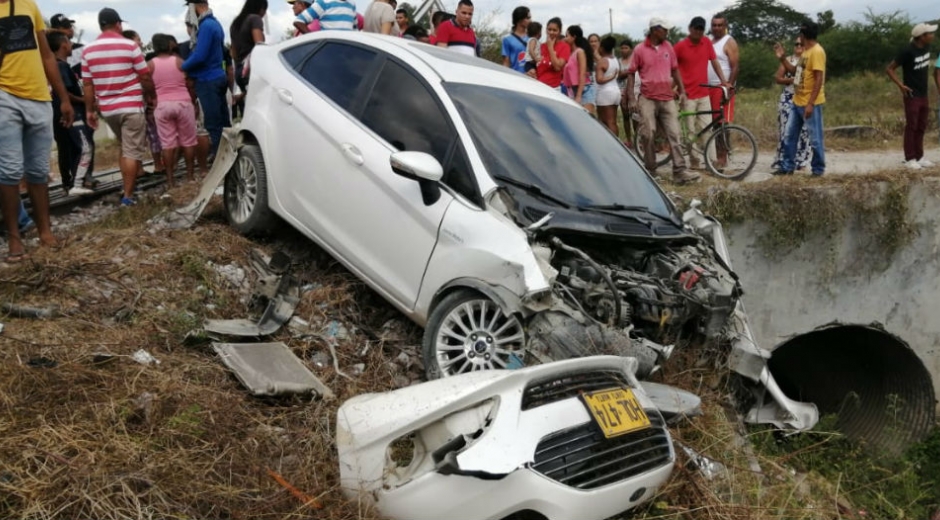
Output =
[
  {"x1": 312, "y1": 55, "x2": 483, "y2": 310},
  {"x1": 269, "y1": 41, "x2": 381, "y2": 252}
]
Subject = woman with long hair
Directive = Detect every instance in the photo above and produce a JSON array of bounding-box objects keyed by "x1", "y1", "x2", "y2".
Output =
[
  {"x1": 148, "y1": 34, "x2": 198, "y2": 186},
  {"x1": 588, "y1": 32, "x2": 601, "y2": 62},
  {"x1": 771, "y1": 38, "x2": 811, "y2": 172},
  {"x1": 563, "y1": 25, "x2": 596, "y2": 114},
  {"x1": 531, "y1": 17, "x2": 570, "y2": 91},
  {"x1": 230, "y1": 0, "x2": 267, "y2": 91},
  {"x1": 595, "y1": 35, "x2": 621, "y2": 135}
]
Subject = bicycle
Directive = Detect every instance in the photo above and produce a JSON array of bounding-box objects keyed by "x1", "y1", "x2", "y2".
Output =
[{"x1": 655, "y1": 85, "x2": 758, "y2": 181}]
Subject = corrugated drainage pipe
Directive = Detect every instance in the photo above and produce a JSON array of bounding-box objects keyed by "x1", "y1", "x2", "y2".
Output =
[{"x1": 768, "y1": 324, "x2": 936, "y2": 455}]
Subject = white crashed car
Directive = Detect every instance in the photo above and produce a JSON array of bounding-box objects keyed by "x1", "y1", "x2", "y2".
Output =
[
  {"x1": 337, "y1": 356, "x2": 675, "y2": 520},
  {"x1": 226, "y1": 32, "x2": 817, "y2": 431}
]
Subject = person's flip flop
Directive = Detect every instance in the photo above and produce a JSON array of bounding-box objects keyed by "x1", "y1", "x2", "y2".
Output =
[{"x1": 4, "y1": 253, "x2": 29, "y2": 264}]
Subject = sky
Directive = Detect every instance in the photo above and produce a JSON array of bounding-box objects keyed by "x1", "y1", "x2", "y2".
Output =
[{"x1": 40, "y1": 0, "x2": 936, "y2": 46}]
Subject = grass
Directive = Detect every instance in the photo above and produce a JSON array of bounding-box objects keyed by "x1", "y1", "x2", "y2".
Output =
[{"x1": 733, "y1": 71, "x2": 940, "y2": 152}]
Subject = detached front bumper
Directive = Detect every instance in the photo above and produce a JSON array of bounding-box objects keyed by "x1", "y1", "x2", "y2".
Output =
[{"x1": 337, "y1": 356, "x2": 675, "y2": 520}]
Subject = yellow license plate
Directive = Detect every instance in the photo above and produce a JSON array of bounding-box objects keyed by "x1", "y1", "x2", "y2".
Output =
[{"x1": 581, "y1": 387, "x2": 651, "y2": 438}]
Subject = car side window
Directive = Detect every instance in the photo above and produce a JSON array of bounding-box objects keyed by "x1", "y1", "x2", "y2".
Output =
[
  {"x1": 360, "y1": 60, "x2": 480, "y2": 205},
  {"x1": 298, "y1": 43, "x2": 376, "y2": 113},
  {"x1": 280, "y1": 42, "x2": 318, "y2": 69}
]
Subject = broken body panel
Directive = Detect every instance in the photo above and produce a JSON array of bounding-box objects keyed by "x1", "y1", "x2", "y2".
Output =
[{"x1": 337, "y1": 356, "x2": 675, "y2": 520}]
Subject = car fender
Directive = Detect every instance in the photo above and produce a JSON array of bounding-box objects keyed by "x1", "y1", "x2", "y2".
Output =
[{"x1": 414, "y1": 202, "x2": 551, "y2": 325}]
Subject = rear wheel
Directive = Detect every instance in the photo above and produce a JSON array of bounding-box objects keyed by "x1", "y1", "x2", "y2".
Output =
[
  {"x1": 704, "y1": 124, "x2": 758, "y2": 180},
  {"x1": 422, "y1": 290, "x2": 526, "y2": 380},
  {"x1": 223, "y1": 144, "x2": 277, "y2": 235}
]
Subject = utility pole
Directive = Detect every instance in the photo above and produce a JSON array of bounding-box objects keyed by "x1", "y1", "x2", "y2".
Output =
[{"x1": 609, "y1": 8, "x2": 613, "y2": 35}]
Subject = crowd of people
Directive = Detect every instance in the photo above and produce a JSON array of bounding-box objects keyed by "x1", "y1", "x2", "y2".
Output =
[{"x1": 1, "y1": 0, "x2": 938, "y2": 262}]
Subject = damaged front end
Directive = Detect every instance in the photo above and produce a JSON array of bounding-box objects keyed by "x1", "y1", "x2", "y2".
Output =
[
  {"x1": 337, "y1": 356, "x2": 675, "y2": 520},
  {"x1": 493, "y1": 192, "x2": 819, "y2": 432}
]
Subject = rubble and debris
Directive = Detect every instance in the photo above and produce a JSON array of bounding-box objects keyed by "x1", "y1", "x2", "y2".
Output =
[
  {"x1": 212, "y1": 342, "x2": 333, "y2": 398},
  {"x1": 678, "y1": 442, "x2": 727, "y2": 481},
  {"x1": 338, "y1": 356, "x2": 674, "y2": 520},
  {"x1": 639, "y1": 381, "x2": 702, "y2": 423},
  {"x1": 26, "y1": 357, "x2": 57, "y2": 369},
  {"x1": 131, "y1": 349, "x2": 160, "y2": 366},
  {"x1": 131, "y1": 392, "x2": 155, "y2": 425},
  {"x1": 265, "y1": 467, "x2": 323, "y2": 509},
  {"x1": 147, "y1": 128, "x2": 239, "y2": 231},
  {"x1": 204, "y1": 255, "x2": 302, "y2": 337},
  {"x1": 1, "y1": 303, "x2": 59, "y2": 319}
]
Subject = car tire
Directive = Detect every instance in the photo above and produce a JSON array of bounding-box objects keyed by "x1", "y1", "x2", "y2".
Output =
[
  {"x1": 422, "y1": 289, "x2": 526, "y2": 380},
  {"x1": 224, "y1": 143, "x2": 277, "y2": 235}
]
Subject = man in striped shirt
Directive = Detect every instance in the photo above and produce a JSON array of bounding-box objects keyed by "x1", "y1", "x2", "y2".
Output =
[
  {"x1": 294, "y1": 0, "x2": 357, "y2": 33},
  {"x1": 81, "y1": 8, "x2": 155, "y2": 205}
]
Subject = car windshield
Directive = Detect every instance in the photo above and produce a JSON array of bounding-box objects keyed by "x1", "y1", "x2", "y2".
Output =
[{"x1": 445, "y1": 83, "x2": 673, "y2": 216}]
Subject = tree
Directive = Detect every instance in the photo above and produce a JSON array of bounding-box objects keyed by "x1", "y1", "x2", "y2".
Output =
[
  {"x1": 816, "y1": 10, "x2": 835, "y2": 34},
  {"x1": 719, "y1": 0, "x2": 809, "y2": 44}
]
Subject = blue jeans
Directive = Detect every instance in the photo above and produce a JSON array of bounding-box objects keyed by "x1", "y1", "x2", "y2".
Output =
[
  {"x1": 781, "y1": 104, "x2": 825, "y2": 174},
  {"x1": 194, "y1": 77, "x2": 230, "y2": 155}
]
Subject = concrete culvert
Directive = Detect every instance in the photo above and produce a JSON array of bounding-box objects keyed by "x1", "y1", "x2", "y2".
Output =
[{"x1": 768, "y1": 324, "x2": 936, "y2": 455}]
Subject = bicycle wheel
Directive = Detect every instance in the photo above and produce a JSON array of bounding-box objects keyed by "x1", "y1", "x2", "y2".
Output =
[{"x1": 704, "y1": 124, "x2": 758, "y2": 181}]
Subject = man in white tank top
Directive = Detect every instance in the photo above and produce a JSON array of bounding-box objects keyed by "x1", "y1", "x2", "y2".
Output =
[{"x1": 707, "y1": 13, "x2": 738, "y2": 120}]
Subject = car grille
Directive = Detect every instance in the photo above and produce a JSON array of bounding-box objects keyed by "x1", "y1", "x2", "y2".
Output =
[
  {"x1": 530, "y1": 413, "x2": 672, "y2": 490},
  {"x1": 522, "y1": 370, "x2": 631, "y2": 411}
]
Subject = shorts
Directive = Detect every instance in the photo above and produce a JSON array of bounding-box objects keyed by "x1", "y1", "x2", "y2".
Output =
[
  {"x1": 105, "y1": 111, "x2": 149, "y2": 162},
  {"x1": 709, "y1": 87, "x2": 735, "y2": 122},
  {"x1": 567, "y1": 82, "x2": 597, "y2": 106},
  {"x1": 596, "y1": 86, "x2": 622, "y2": 107},
  {"x1": 155, "y1": 101, "x2": 198, "y2": 149},
  {"x1": 0, "y1": 89, "x2": 53, "y2": 186}
]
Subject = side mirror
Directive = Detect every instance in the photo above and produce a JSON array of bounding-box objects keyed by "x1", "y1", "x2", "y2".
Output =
[
  {"x1": 390, "y1": 151, "x2": 444, "y2": 182},
  {"x1": 390, "y1": 151, "x2": 443, "y2": 206}
]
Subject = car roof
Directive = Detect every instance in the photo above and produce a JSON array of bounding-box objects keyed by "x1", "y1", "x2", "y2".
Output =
[{"x1": 279, "y1": 31, "x2": 572, "y2": 105}]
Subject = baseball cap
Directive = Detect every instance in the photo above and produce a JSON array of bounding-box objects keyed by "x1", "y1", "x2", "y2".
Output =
[
  {"x1": 649, "y1": 17, "x2": 673, "y2": 30},
  {"x1": 98, "y1": 8, "x2": 126, "y2": 27},
  {"x1": 689, "y1": 16, "x2": 706, "y2": 29},
  {"x1": 185, "y1": 0, "x2": 209, "y2": 4},
  {"x1": 911, "y1": 23, "x2": 938, "y2": 39},
  {"x1": 287, "y1": 0, "x2": 312, "y2": 4},
  {"x1": 50, "y1": 14, "x2": 76, "y2": 29}
]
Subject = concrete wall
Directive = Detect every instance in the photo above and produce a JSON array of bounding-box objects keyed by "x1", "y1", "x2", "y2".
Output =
[{"x1": 722, "y1": 178, "x2": 940, "y2": 413}]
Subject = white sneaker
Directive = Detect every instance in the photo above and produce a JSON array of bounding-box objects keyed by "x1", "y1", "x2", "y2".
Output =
[
  {"x1": 69, "y1": 186, "x2": 95, "y2": 196},
  {"x1": 905, "y1": 159, "x2": 923, "y2": 170},
  {"x1": 918, "y1": 158, "x2": 935, "y2": 168}
]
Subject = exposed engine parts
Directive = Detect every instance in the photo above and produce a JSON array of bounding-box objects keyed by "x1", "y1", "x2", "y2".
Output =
[{"x1": 546, "y1": 237, "x2": 740, "y2": 348}]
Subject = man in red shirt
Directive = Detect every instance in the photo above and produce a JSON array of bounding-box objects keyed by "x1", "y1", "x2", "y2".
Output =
[
  {"x1": 675, "y1": 16, "x2": 729, "y2": 169},
  {"x1": 626, "y1": 18, "x2": 699, "y2": 184},
  {"x1": 82, "y1": 8, "x2": 156, "y2": 205},
  {"x1": 435, "y1": 0, "x2": 477, "y2": 57}
]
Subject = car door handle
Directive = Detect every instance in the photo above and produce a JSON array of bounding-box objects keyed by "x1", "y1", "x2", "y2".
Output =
[
  {"x1": 341, "y1": 143, "x2": 364, "y2": 166},
  {"x1": 275, "y1": 88, "x2": 293, "y2": 105}
]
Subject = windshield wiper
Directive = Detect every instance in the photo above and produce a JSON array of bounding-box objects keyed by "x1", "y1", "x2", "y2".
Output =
[
  {"x1": 580, "y1": 203, "x2": 682, "y2": 227},
  {"x1": 492, "y1": 175, "x2": 571, "y2": 208}
]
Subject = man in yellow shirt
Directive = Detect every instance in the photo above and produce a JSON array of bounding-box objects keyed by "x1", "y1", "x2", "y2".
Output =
[
  {"x1": 0, "y1": 0, "x2": 74, "y2": 262},
  {"x1": 773, "y1": 20, "x2": 826, "y2": 176}
]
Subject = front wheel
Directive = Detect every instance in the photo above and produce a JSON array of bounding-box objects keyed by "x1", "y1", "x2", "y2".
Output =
[
  {"x1": 422, "y1": 290, "x2": 526, "y2": 379},
  {"x1": 223, "y1": 143, "x2": 277, "y2": 235},
  {"x1": 704, "y1": 124, "x2": 758, "y2": 181}
]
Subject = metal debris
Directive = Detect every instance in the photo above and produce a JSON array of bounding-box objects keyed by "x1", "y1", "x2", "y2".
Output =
[
  {"x1": 131, "y1": 349, "x2": 160, "y2": 366},
  {"x1": 212, "y1": 342, "x2": 333, "y2": 398},
  {"x1": 639, "y1": 381, "x2": 703, "y2": 424},
  {"x1": 678, "y1": 442, "x2": 727, "y2": 481},
  {"x1": 1, "y1": 303, "x2": 59, "y2": 320},
  {"x1": 147, "y1": 128, "x2": 239, "y2": 231}
]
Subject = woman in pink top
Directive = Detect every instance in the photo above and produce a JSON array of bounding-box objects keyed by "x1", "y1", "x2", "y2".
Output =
[
  {"x1": 148, "y1": 34, "x2": 198, "y2": 187},
  {"x1": 563, "y1": 25, "x2": 596, "y2": 115}
]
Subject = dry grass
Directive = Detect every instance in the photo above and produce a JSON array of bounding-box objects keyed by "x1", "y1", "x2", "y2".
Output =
[
  {"x1": 0, "y1": 174, "x2": 927, "y2": 519},
  {"x1": 0, "y1": 188, "x2": 424, "y2": 519}
]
